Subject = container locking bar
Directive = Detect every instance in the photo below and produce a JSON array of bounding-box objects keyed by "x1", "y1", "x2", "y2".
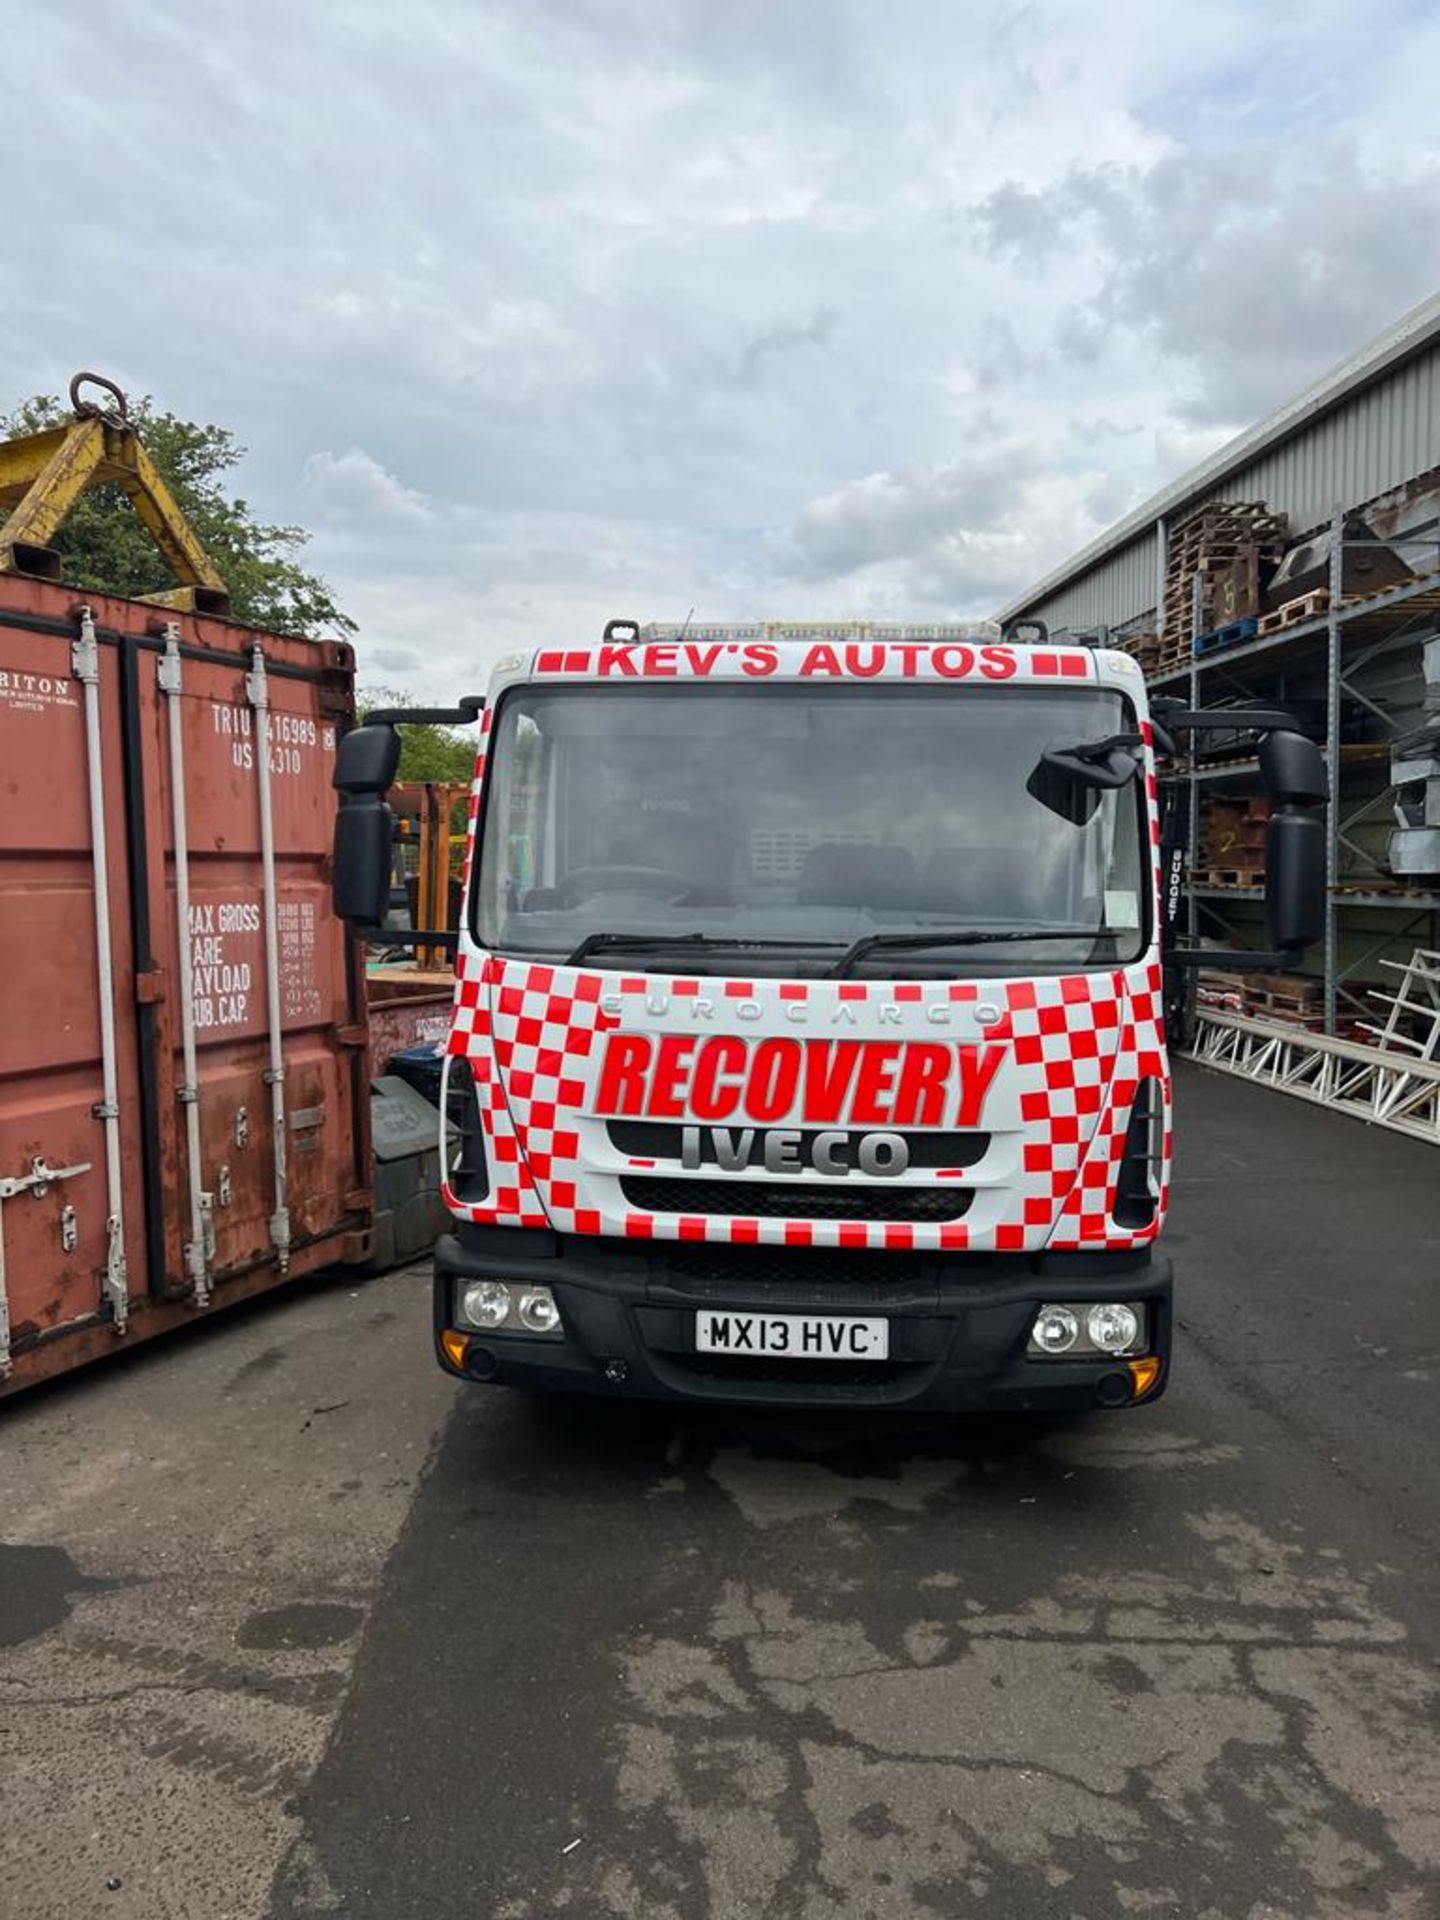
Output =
[
  {"x1": 246, "y1": 647, "x2": 291, "y2": 1272},
  {"x1": 159, "y1": 628, "x2": 213, "y2": 1306},
  {"x1": 73, "y1": 609, "x2": 130, "y2": 1334}
]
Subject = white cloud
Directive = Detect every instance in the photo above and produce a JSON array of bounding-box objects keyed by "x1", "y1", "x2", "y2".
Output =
[
  {"x1": 303, "y1": 449, "x2": 435, "y2": 529},
  {"x1": 778, "y1": 446, "x2": 1046, "y2": 579},
  {"x1": 0, "y1": 0, "x2": 1435, "y2": 693}
]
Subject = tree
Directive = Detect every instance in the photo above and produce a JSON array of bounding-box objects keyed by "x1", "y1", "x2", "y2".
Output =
[{"x1": 0, "y1": 393, "x2": 354, "y2": 637}]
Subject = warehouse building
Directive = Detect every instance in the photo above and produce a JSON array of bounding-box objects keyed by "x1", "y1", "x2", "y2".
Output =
[{"x1": 997, "y1": 291, "x2": 1440, "y2": 1142}]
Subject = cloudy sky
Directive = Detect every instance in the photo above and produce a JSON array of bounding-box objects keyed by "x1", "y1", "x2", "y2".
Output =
[{"x1": 4, "y1": 1, "x2": 1438, "y2": 691}]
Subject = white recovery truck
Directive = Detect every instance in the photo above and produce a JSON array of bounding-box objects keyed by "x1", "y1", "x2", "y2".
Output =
[{"x1": 333, "y1": 622, "x2": 1326, "y2": 1414}]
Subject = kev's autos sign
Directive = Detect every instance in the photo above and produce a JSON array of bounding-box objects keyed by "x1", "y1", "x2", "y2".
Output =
[
  {"x1": 593, "y1": 1033, "x2": 1007, "y2": 1130},
  {"x1": 533, "y1": 639, "x2": 1094, "y2": 683}
]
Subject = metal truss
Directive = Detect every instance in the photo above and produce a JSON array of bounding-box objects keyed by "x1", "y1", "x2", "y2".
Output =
[{"x1": 1190, "y1": 1010, "x2": 1440, "y2": 1144}]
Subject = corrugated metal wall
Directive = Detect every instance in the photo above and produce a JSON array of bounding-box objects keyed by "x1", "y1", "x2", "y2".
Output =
[
  {"x1": 1019, "y1": 533, "x2": 1158, "y2": 637},
  {"x1": 1013, "y1": 344, "x2": 1440, "y2": 633},
  {"x1": 1190, "y1": 350, "x2": 1439, "y2": 535}
]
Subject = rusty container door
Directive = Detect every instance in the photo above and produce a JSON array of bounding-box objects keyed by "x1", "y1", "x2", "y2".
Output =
[
  {"x1": 0, "y1": 597, "x2": 141, "y2": 1370},
  {"x1": 0, "y1": 578, "x2": 371, "y2": 1394}
]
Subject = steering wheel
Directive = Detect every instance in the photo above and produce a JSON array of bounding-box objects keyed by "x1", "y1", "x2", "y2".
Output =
[{"x1": 553, "y1": 864, "x2": 699, "y2": 907}]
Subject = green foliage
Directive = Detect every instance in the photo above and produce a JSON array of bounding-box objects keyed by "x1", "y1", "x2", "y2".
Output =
[
  {"x1": 0, "y1": 393, "x2": 354, "y2": 637},
  {"x1": 357, "y1": 688, "x2": 479, "y2": 786}
]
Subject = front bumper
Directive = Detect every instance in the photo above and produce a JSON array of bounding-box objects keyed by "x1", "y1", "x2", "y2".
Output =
[{"x1": 433, "y1": 1225, "x2": 1172, "y2": 1413}]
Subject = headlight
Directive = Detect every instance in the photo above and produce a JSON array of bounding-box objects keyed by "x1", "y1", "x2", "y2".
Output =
[
  {"x1": 459, "y1": 1280, "x2": 511, "y2": 1329},
  {"x1": 1086, "y1": 1303, "x2": 1140, "y2": 1354},
  {"x1": 453, "y1": 1278, "x2": 563, "y2": 1339},
  {"x1": 1028, "y1": 1301, "x2": 1147, "y2": 1359},
  {"x1": 1031, "y1": 1306, "x2": 1079, "y2": 1354},
  {"x1": 517, "y1": 1289, "x2": 561, "y2": 1334}
]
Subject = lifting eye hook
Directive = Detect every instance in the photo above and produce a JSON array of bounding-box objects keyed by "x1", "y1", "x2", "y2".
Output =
[{"x1": 68, "y1": 370, "x2": 131, "y2": 429}]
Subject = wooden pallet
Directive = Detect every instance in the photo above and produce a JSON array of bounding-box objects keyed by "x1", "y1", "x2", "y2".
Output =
[
  {"x1": 1257, "y1": 589, "x2": 1330, "y2": 636},
  {"x1": 1115, "y1": 630, "x2": 1161, "y2": 674},
  {"x1": 1163, "y1": 504, "x2": 1288, "y2": 650},
  {"x1": 1241, "y1": 969, "x2": 1321, "y2": 997},
  {"x1": 1192, "y1": 867, "x2": 1266, "y2": 888},
  {"x1": 1172, "y1": 507, "x2": 1274, "y2": 532},
  {"x1": 1247, "y1": 985, "x2": 1322, "y2": 1015},
  {"x1": 1148, "y1": 648, "x2": 1191, "y2": 679}
]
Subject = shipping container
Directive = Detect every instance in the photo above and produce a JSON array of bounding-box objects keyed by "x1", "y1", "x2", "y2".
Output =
[{"x1": 0, "y1": 573, "x2": 371, "y2": 1394}]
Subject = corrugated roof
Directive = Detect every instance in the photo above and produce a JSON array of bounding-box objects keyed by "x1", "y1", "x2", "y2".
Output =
[{"x1": 996, "y1": 288, "x2": 1440, "y2": 621}]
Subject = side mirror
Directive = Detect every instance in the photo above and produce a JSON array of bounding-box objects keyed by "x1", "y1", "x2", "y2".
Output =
[
  {"x1": 1266, "y1": 811, "x2": 1325, "y2": 952},
  {"x1": 335, "y1": 722, "x2": 401, "y2": 795},
  {"x1": 333, "y1": 796, "x2": 394, "y2": 926},
  {"x1": 333, "y1": 723, "x2": 400, "y2": 928},
  {"x1": 1026, "y1": 736, "x2": 1141, "y2": 826},
  {"x1": 1260, "y1": 730, "x2": 1328, "y2": 953},
  {"x1": 1259, "y1": 729, "x2": 1327, "y2": 806}
]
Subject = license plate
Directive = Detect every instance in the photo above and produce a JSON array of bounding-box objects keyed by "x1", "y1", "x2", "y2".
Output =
[{"x1": 694, "y1": 1310, "x2": 890, "y2": 1361}]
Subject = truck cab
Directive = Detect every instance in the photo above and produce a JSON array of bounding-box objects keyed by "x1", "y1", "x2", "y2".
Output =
[{"x1": 334, "y1": 624, "x2": 1325, "y2": 1413}]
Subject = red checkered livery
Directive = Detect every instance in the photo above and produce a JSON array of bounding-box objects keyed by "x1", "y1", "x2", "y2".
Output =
[
  {"x1": 439, "y1": 645, "x2": 1169, "y2": 1254},
  {"x1": 443, "y1": 955, "x2": 1170, "y2": 1254}
]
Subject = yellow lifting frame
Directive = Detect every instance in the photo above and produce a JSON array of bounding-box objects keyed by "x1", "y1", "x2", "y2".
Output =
[{"x1": 0, "y1": 372, "x2": 231, "y2": 614}]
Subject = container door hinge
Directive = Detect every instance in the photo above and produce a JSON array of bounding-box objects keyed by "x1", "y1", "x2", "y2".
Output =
[
  {"x1": 216, "y1": 1165, "x2": 233, "y2": 1209},
  {"x1": 60, "y1": 1205, "x2": 78, "y2": 1254}
]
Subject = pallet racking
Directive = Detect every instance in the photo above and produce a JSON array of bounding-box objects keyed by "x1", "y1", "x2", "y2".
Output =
[{"x1": 1075, "y1": 497, "x2": 1440, "y2": 1041}]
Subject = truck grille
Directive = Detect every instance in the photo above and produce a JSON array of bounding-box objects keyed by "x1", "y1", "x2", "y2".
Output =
[
  {"x1": 667, "y1": 1244, "x2": 929, "y2": 1287},
  {"x1": 619, "y1": 1176, "x2": 972, "y2": 1222},
  {"x1": 659, "y1": 1243, "x2": 935, "y2": 1309},
  {"x1": 609, "y1": 1121, "x2": 985, "y2": 1169}
]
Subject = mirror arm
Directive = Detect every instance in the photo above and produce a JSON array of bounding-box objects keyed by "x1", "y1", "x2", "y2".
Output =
[
  {"x1": 364, "y1": 696, "x2": 484, "y2": 728},
  {"x1": 345, "y1": 926, "x2": 461, "y2": 953},
  {"x1": 1150, "y1": 701, "x2": 1303, "y2": 736}
]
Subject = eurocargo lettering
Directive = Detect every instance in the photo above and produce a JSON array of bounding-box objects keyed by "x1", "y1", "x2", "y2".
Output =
[{"x1": 332, "y1": 619, "x2": 1327, "y2": 1414}]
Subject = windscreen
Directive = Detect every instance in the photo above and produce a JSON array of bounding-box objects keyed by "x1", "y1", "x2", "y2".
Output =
[{"x1": 475, "y1": 683, "x2": 1149, "y2": 971}]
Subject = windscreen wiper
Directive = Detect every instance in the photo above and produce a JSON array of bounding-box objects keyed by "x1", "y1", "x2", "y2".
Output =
[
  {"x1": 829, "y1": 928, "x2": 1115, "y2": 978},
  {"x1": 565, "y1": 930, "x2": 835, "y2": 968}
]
